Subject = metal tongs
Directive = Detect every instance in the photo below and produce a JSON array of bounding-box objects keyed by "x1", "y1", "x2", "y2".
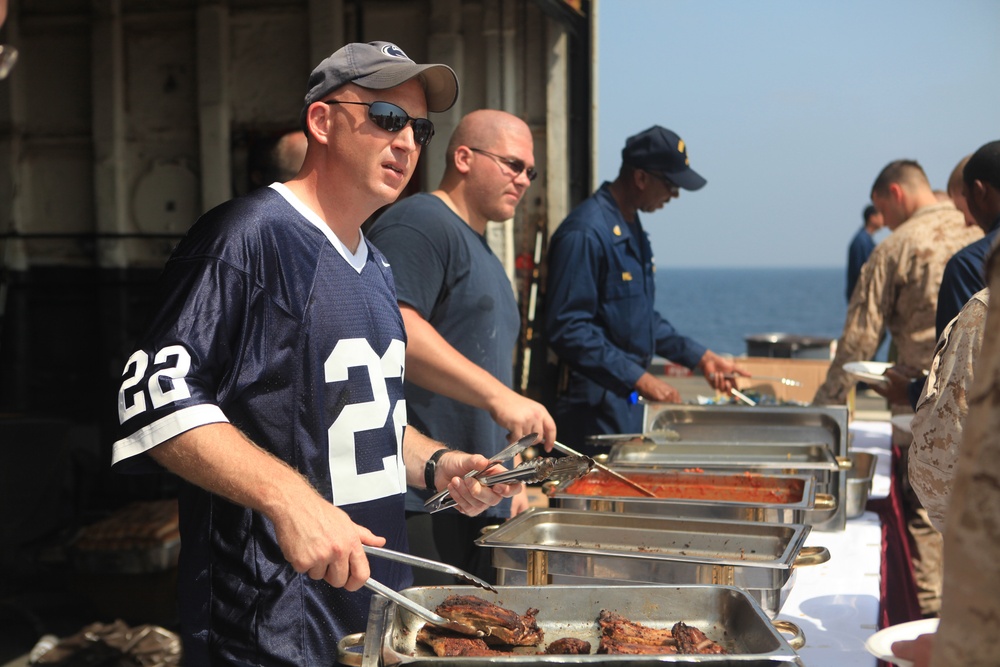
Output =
[
  {"x1": 427, "y1": 455, "x2": 596, "y2": 513},
  {"x1": 720, "y1": 373, "x2": 802, "y2": 387},
  {"x1": 362, "y1": 545, "x2": 495, "y2": 636},
  {"x1": 423, "y1": 433, "x2": 539, "y2": 512},
  {"x1": 554, "y1": 441, "x2": 658, "y2": 497}
]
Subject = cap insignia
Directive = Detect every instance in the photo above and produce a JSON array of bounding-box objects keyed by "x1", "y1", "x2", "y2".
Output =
[{"x1": 382, "y1": 44, "x2": 409, "y2": 59}]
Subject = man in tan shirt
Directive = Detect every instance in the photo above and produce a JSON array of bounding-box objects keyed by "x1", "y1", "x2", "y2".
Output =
[
  {"x1": 814, "y1": 160, "x2": 982, "y2": 617},
  {"x1": 814, "y1": 160, "x2": 983, "y2": 406}
]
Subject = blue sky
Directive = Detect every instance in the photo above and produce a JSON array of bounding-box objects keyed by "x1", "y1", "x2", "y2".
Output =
[{"x1": 597, "y1": 0, "x2": 1000, "y2": 268}]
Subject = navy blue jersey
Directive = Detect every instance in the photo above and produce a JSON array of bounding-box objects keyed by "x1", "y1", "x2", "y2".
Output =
[{"x1": 112, "y1": 185, "x2": 411, "y2": 665}]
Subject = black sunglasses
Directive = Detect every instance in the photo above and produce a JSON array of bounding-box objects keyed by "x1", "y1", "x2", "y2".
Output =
[
  {"x1": 469, "y1": 148, "x2": 538, "y2": 182},
  {"x1": 324, "y1": 100, "x2": 435, "y2": 147},
  {"x1": 646, "y1": 170, "x2": 680, "y2": 195}
]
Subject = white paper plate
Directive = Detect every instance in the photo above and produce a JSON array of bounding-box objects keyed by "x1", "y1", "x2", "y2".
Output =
[
  {"x1": 891, "y1": 414, "x2": 914, "y2": 434},
  {"x1": 864, "y1": 618, "x2": 939, "y2": 666},
  {"x1": 844, "y1": 360, "x2": 892, "y2": 385}
]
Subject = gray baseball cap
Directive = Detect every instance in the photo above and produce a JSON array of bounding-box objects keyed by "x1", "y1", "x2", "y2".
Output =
[{"x1": 300, "y1": 41, "x2": 458, "y2": 128}]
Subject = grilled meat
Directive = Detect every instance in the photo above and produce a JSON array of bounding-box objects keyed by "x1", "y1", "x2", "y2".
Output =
[
  {"x1": 416, "y1": 626, "x2": 509, "y2": 657},
  {"x1": 672, "y1": 621, "x2": 726, "y2": 654},
  {"x1": 435, "y1": 595, "x2": 544, "y2": 646},
  {"x1": 598, "y1": 610, "x2": 677, "y2": 647},
  {"x1": 599, "y1": 636, "x2": 679, "y2": 655},
  {"x1": 544, "y1": 637, "x2": 592, "y2": 654},
  {"x1": 597, "y1": 610, "x2": 726, "y2": 655}
]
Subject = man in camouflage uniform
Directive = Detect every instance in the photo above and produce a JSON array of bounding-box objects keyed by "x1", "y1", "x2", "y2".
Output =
[
  {"x1": 814, "y1": 159, "x2": 982, "y2": 618},
  {"x1": 892, "y1": 248, "x2": 1000, "y2": 667},
  {"x1": 813, "y1": 160, "x2": 983, "y2": 406},
  {"x1": 908, "y1": 287, "x2": 989, "y2": 532}
]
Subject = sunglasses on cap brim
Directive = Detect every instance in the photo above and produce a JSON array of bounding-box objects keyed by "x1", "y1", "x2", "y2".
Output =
[{"x1": 323, "y1": 100, "x2": 435, "y2": 147}]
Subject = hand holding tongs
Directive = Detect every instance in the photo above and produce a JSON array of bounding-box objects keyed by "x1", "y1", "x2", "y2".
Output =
[
  {"x1": 423, "y1": 433, "x2": 539, "y2": 512},
  {"x1": 362, "y1": 545, "x2": 495, "y2": 636},
  {"x1": 427, "y1": 454, "x2": 595, "y2": 513}
]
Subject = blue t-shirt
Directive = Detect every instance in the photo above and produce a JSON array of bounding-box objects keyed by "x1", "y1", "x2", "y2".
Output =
[
  {"x1": 935, "y1": 218, "x2": 999, "y2": 338},
  {"x1": 112, "y1": 185, "x2": 411, "y2": 665},
  {"x1": 846, "y1": 226, "x2": 876, "y2": 302},
  {"x1": 368, "y1": 193, "x2": 520, "y2": 517}
]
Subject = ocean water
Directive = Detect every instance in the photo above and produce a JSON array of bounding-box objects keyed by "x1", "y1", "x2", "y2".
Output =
[{"x1": 654, "y1": 267, "x2": 852, "y2": 358}]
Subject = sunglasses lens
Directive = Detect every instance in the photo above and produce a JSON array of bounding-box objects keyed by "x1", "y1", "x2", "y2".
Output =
[
  {"x1": 367, "y1": 102, "x2": 433, "y2": 146},
  {"x1": 412, "y1": 120, "x2": 435, "y2": 146},
  {"x1": 368, "y1": 102, "x2": 408, "y2": 132},
  {"x1": 525, "y1": 167, "x2": 538, "y2": 182}
]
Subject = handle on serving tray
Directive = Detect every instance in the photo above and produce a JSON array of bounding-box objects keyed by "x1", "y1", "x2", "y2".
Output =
[
  {"x1": 813, "y1": 493, "x2": 838, "y2": 512},
  {"x1": 336, "y1": 632, "x2": 364, "y2": 667},
  {"x1": 794, "y1": 545, "x2": 831, "y2": 567},
  {"x1": 771, "y1": 619, "x2": 806, "y2": 650}
]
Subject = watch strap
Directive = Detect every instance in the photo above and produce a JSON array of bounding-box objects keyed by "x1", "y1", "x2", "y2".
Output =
[{"x1": 424, "y1": 448, "x2": 449, "y2": 493}]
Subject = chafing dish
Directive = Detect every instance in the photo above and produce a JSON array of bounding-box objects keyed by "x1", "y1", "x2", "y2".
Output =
[
  {"x1": 594, "y1": 405, "x2": 851, "y2": 531},
  {"x1": 342, "y1": 584, "x2": 805, "y2": 666},
  {"x1": 845, "y1": 451, "x2": 876, "y2": 519},
  {"x1": 476, "y1": 509, "x2": 828, "y2": 619},
  {"x1": 545, "y1": 469, "x2": 835, "y2": 527}
]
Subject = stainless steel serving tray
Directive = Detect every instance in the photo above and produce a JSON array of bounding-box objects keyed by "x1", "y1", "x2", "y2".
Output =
[
  {"x1": 597, "y1": 405, "x2": 852, "y2": 531},
  {"x1": 545, "y1": 470, "x2": 833, "y2": 527},
  {"x1": 602, "y1": 440, "x2": 840, "y2": 472},
  {"x1": 347, "y1": 584, "x2": 805, "y2": 666},
  {"x1": 475, "y1": 509, "x2": 826, "y2": 618},
  {"x1": 639, "y1": 405, "x2": 848, "y2": 454}
]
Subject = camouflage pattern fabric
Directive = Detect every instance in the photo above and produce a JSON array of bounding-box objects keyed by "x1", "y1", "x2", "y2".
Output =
[
  {"x1": 813, "y1": 203, "x2": 983, "y2": 405},
  {"x1": 932, "y1": 244, "x2": 1000, "y2": 667},
  {"x1": 908, "y1": 288, "x2": 989, "y2": 532}
]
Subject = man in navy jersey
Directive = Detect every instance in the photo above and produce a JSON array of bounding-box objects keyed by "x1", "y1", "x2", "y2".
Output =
[{"x1": 111, "y1": 42, "x2": 520, "y2": 666}]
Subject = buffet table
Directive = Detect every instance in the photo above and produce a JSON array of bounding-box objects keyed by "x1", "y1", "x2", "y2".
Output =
[{"x1": 776, "y1": 419, "x2": 892, "y2": 666}]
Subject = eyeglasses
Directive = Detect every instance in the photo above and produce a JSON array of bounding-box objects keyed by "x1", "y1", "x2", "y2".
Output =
[
  {"x1": 323, "y1": 100, "x2": 435, "y2": 147},
  {"x1": 647, "y1": 170, "x2": 679, "y2": 196},
  {"x1": 469, "y1": 148, "x2": 538, "y2": 182},
  {"x1": 0, "y1": 45, "x2": 19, "y2": 80}
]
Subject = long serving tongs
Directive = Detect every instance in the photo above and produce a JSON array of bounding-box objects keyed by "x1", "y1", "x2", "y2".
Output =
[
  {"x1": 426, "y1": 455, "x2": 596, "y2": 513},
  {"x1": 363, "y1": 546, "x2": 496, "y2": 592},
  {"x1": 363, "y1": 578, "x2": 484, "y2": 636},
  {"x1": 719, "y1": 373, "x2": 802, "y2": 387},
  {"x1": 553, "y1": 441, "x2": 658, "y2": 498},
  {"x1": 362, "y1": 545, "x2": 496, "y2": 637},
  {"x1": 422, "y1": 433, "x2": 540, "y2": 512}
]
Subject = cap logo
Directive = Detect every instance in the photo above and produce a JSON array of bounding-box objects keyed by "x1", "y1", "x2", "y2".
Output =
[
  {"x1": 677, "y1": 139, "x2": 685, "y2": 154},
  {"x1": 382, "y1": 44, "x2": 410, "y2": 60}
]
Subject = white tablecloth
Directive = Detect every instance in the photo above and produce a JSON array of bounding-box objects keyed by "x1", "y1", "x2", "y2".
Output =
[{"x1": 776, "y1": 420, "x2": 892, "y2": 666}]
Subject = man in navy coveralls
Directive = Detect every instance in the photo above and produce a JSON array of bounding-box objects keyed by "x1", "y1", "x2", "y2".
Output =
[
  {"x1": 545, "y1": 126, "x2": 746, "y2": 453},
  {"x1": 111, "y1": 42, "x2": 520, "y2": 666}
]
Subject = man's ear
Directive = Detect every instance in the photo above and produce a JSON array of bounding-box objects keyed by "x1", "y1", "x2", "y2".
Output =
[
  {"x1": 968, "y1": 179, "x2": 989, "y2": 204},
  {"x1": 453, "y1": 146, "x2": 474, "y2": 175},
  {"x1": 306, "y1": 103, "x2": 331, "y2": 145},
  {"x1": 887, "y1": 181, "x2": 906, "y2": 204},
  {"x1": 633, "y1": 168, "x2": 650, "y2": 190}
]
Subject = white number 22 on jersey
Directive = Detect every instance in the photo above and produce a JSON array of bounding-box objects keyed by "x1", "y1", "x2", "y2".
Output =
[
  {"x1": 325, "y1": 338, "x2": 407, "y2": 505},
  {"x1": 118, "y1": 345, "x2": 193, "y2": 423}
]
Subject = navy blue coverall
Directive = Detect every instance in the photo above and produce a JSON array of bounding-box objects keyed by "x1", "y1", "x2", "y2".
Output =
[{"x1": 545, "y1": 183, "x2": 706, "y2": 452}]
